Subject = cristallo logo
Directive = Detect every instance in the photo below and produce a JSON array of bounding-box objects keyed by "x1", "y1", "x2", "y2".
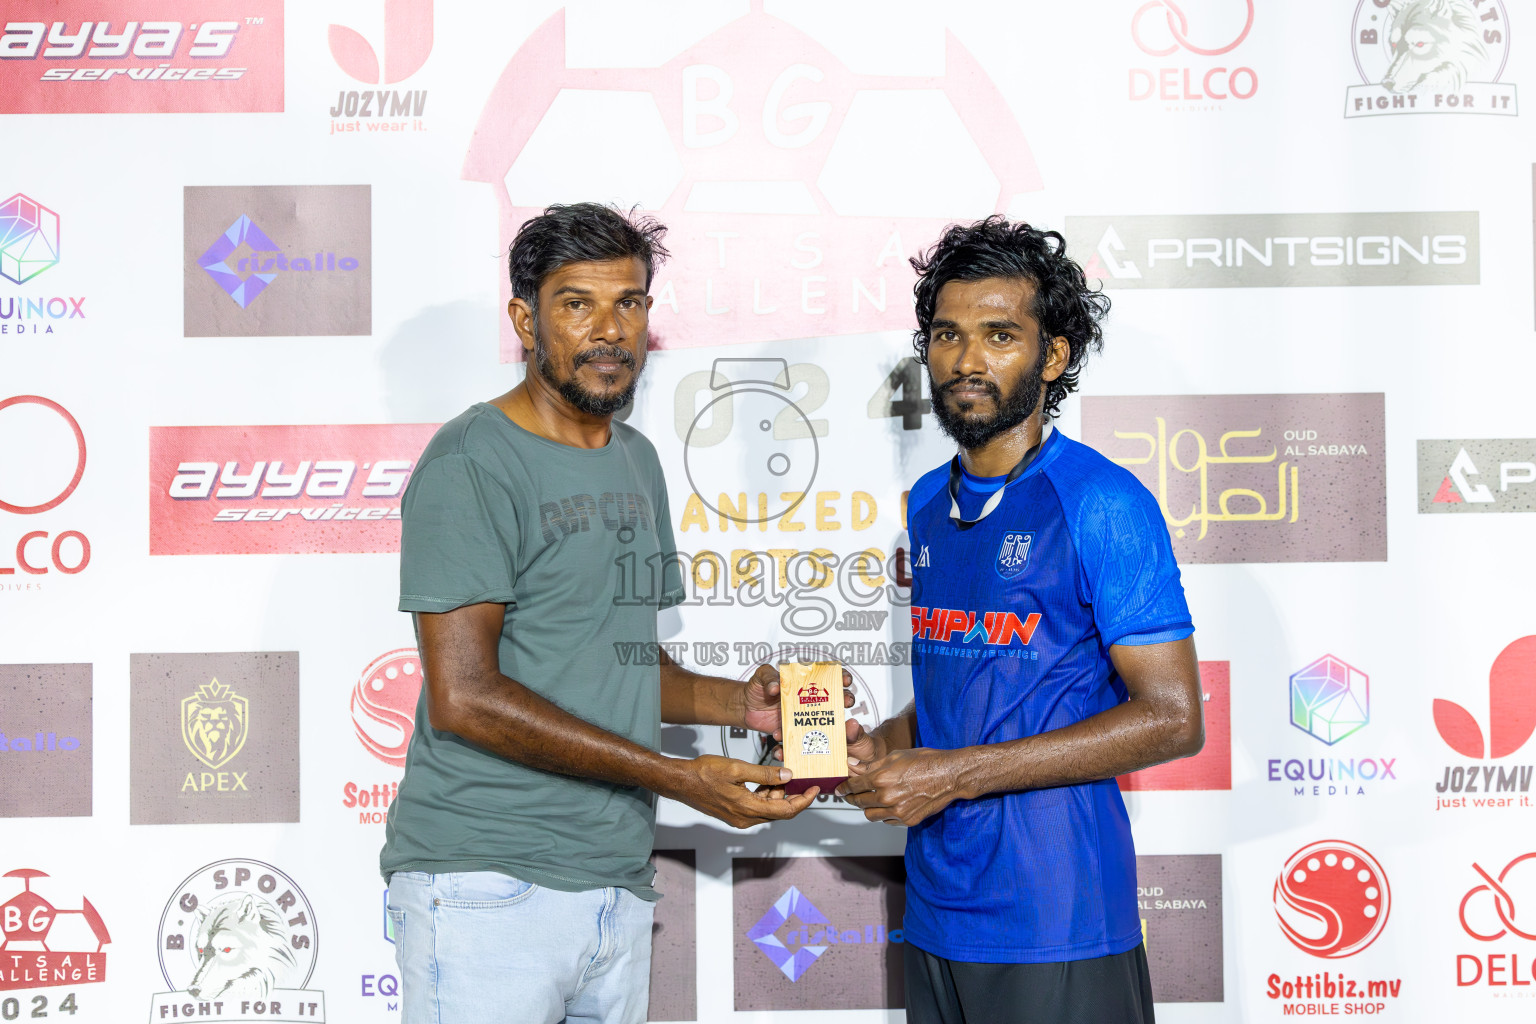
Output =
[
  {"x1": 181, "y1": 680, "x2": 249, "y2": 771},
  {"x1": 463, "y1": 2, "x2": 1042, "y2": 358},
  {"x1": 1434, "y1": 637, "x2": 1536, "y2": 760},
  {"x1": 1273, "y1": 840, "x2": 1391, "y2": 959}
]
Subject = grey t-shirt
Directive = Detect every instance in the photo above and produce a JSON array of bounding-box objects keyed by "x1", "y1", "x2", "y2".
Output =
[{"x1": 380, "y1": 403, "x2": 685, "y2": 899}]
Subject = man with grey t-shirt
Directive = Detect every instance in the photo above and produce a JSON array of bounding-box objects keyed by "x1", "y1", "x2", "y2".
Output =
[{"x1": 382, "y1": 205, "x2": 829, "y2": 1023}]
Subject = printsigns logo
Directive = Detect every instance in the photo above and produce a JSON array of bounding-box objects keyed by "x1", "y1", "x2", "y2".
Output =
[
  {"x1": 0, "y1": 4, "x2": 284, "y2": 114},
  {"x1": 1274, "y1": 841, "x2": 1391, "y2": 958},
  {"x1": 1082, "y1": 394, "x2": 1387, "y2": 564},
  {"x1": 1347, "y1": 0, "x2": 1516, "y2": 117},
  {"x1": 181, "y1": 680, "x2": 249, "y2": 770},
  {"x1": 1128, "y1": 0, "x2": 1259, "y2": 108},
  {"x1": 351, "y1": 649, "x2": 419, "y2": 767},
  {"x1": 183, "y1": 185, "x2": 371, "y2": 337},
  {"x1": 1435, "y1": 637, "x2": 1536, "y2": 760},
  {"x1": 149, "y1": 423, "x2": 437, "y2": 556},
  {"x1": 1068, "y1": 213, "x2": 1479, "y2": 289},
  {"x1": 1419, "y1": 439, "x2": 1536, "y2": 513},
  {"x1": 1136, "y1": 854, "x2": 1223, "y2": 1002},
  {"x1": 0, "y1": 194, "x2": 58, "y2": 284},
  {"x1": 1291, "y1": 656, "x2": 1370, "y2": 745},
  {"x1": 464, "y1": 4, "x2": 1042, "y2": 358},
  {"x1": 995, "y1": 530, "x2": 1032, "y2": 579},
  {"x1": 734, "y1": 856, "x2": 905, "y2": 1009},
  {"x1": 326, "y1": 0, "x2": 431, "y2": 133},
  {"x1": 152, "y1": 859, "x2": 324, "y2": 1021}
]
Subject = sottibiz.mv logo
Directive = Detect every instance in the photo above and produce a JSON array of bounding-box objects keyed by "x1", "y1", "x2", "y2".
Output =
[
  {"x1": 153, "y1": 859, "x2": 323, "y2": 1021},
  {"x1": 345, "y1": 649, "x2": 421, "y2": 825},
  {"x1": 464, "y1": 2, "x2": 1042, "y2": 359},
  {"x1": 150, "y1": 423, "x2": 438, "y2": 555},
  {"x1": 1, "y1": 868, "x2": 109, "y2": 1016}
]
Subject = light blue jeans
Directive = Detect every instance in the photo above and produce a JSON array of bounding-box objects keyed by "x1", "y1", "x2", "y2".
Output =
[{"x1": 387, "y1": 870, "x2": 655, "y2": 1024}]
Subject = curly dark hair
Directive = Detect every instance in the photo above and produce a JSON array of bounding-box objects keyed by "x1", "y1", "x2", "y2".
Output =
[
  {"x1": 508, "y1": 203, "x2": 670, "y2": 317},
  {"x1": 911, "y1": 217, "x2": 1109, "y2": 420}
]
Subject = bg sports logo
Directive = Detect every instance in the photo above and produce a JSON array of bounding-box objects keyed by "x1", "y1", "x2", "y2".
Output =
[
  {"x1": 152, "y1": 859, "x2": 324, "y2": 1021},
  {"x1": 463, "y1": 5, "x2": 1042, "y2": 359},
  {"x1": 0, "y1": 2, "x2": 283, "y2": 114},
  {"x1": 148, "y1": 423, "x2": 437, "y2": 555},
  {"x1": 1347, "y1": 0, "x2": 1516, "y2": 117}
]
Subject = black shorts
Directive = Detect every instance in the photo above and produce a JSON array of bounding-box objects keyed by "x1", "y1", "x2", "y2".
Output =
[{"x1": 904, "y1": 941, "x2": 1155, "y2": 1024}]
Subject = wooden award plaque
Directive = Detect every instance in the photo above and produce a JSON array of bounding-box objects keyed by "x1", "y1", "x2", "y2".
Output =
[{"x1": 779, "y1": 662, "x2": 848, "y2": 796}]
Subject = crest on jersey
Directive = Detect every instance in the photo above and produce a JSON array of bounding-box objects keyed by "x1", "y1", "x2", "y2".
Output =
[{"x1": 995, "y1": 531, "x2": 1033, "y2": 579}]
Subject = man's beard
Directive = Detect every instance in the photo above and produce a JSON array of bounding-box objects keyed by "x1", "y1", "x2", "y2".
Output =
[
  {"x1": 533, "y1": 328, "x2": 642, "y2": 417},
  {"x1": 928, "y1": 345, "x2": 1047, "y2": 452}
]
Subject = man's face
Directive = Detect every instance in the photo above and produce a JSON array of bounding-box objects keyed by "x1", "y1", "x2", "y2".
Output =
[
  {"x1": 924, "y1": 276, "x2": 1066, "y2": 452},
  {"x1": 509, "y1": 257, "x2": 653, "y2": 417}
]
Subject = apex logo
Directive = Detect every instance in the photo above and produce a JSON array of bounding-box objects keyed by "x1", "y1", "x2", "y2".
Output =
[
  {"x1": 329, "y1": 0, "x2": 432, "y2": 84},
  {"x1": 181, "y1": 679, "x2": 249, "y2": 770},
  {"x1": 1435, "y1": 637, "x2": 1536, "y2": 760}
]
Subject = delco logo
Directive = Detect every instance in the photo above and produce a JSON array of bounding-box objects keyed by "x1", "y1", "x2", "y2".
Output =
[
  {"x1": 0, "y1": 3, "x2": 284, "y2": 114},
  {"x1": 910, "y1": 606, "x2": 1041, "y2": 646},
  {"x1": 0, "y1": 396, "x2": 91, "y2": 588},
  {"x1": 463, "y1": 4, "x2": 1043, "y2": 359},
  {"x1": 149, "y1": 424, "x2": 438, "y2": 555}
]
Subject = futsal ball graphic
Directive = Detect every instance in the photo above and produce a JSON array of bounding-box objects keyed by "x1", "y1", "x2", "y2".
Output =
[{"x1": 1273, "y1": 840, "x2": 1391, "y2": 958}]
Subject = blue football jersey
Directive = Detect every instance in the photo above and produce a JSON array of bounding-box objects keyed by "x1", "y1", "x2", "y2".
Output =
[{"x1": 901, "y1": 427, "x2": 1194, "y2": 963}]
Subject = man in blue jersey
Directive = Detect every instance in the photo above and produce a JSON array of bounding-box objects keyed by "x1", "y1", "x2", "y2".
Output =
[{"x1": 839, "y1": 217, "x2": 1204, "y2": 1024}]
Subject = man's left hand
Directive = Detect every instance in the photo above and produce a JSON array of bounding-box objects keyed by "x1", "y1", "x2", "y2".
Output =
[
  {"x1": 740, "y1": 663, "x2": 856, "y2": 738},
  {"x1": 837, "y1": 748, "x2": 963, "y2": 827}
]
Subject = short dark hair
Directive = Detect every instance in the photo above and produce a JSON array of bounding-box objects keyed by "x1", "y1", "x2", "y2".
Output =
[
  {"x1": 508, "y1": 203, "x2": 670, "y2": 313},
  {"x1": 911, "y1": 217, "x2": 1109, "y2": 420}
]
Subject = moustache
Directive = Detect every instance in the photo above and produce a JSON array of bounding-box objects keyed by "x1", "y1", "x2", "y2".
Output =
[
  {"x1": 573, "y1": 346, "x2": 636, "y2": 370},
  {"x1": 935, "y1": 376, "x2": 999, "y2": 399}
]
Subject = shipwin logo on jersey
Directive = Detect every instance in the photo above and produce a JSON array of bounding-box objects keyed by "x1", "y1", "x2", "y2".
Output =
[
  {"x1": 0, "y1": 3, "x2": 283, "y2": 114},
  {"x1": 995, "y1": 530, "x2": 1033, "y2": 579},
  {"x1": 152, "y1": 859, "x2": 324, "y2": 1022},
  {"x1": 463, "y1": 3, "x2": 1043, "y2": 359},
  {"x1": 1069, "y1": 212, "x2": 1478, "y2": 289},
  {"x1": 1, "y1": 869, "x2": 109, "y2": 1010},
  {"x1": 184, "y1": 185, "x2": 370, "y2": 337},
  {"x1": 326, "y1": 0, "x2": 431, "y2": 135},
  {"x1": 1419, "y1": 439, "x2": 1536, "y2": 513},
  {"x1": 149, "y1": 423, "x2": 437, "y2": 555},
  {"x1": 910, "y1": 606, "x2": 1041, "y2": 656},
  {"x1": 913, "y1": 545, "x2": 930, "y2": 568},
  {"x1": 1128, "y1": 0, "x2": 1259, "y2": 111},
  {"x1": 2, "y1": 196, "x2": 88, "y2": 338},
  {"x1": 1082, "y1": 393, "x2": 1387, "y2": 564},
  {"x1": 1347, "y1": 0, "x2": 1516, "y2": 118}
]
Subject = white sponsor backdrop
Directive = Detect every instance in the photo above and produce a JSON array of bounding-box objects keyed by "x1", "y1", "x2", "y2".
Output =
[{"x1": 3, "y1": 1, "x2": 1536, "y2": 1021}]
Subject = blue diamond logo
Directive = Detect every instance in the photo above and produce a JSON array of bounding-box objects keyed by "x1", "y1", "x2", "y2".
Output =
[{"x1": 746, "y1": 886, "x2": 831, "y2": 982}]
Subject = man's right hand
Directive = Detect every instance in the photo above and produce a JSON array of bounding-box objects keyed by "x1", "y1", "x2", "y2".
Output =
[
  {"x1": 845, "y1": 718, "x2": 888, "y2": 766},
  {"x1": 665, "y1": 755, "x2": 819, "y2": 828}
]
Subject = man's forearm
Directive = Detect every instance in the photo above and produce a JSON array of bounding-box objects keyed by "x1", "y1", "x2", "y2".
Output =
[
  {"x1": 659, "y1": 660, "x2": 745, "y2": 726},
  {"x1": 432, "y1": 669, "x2": 687, "y2": 797},
  {"x1": 870, "y1": 703, "x2": 918, "y2": 756},
  {"x1": 947, "y1": 695, "x2": 1201, "y2": 800}
]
